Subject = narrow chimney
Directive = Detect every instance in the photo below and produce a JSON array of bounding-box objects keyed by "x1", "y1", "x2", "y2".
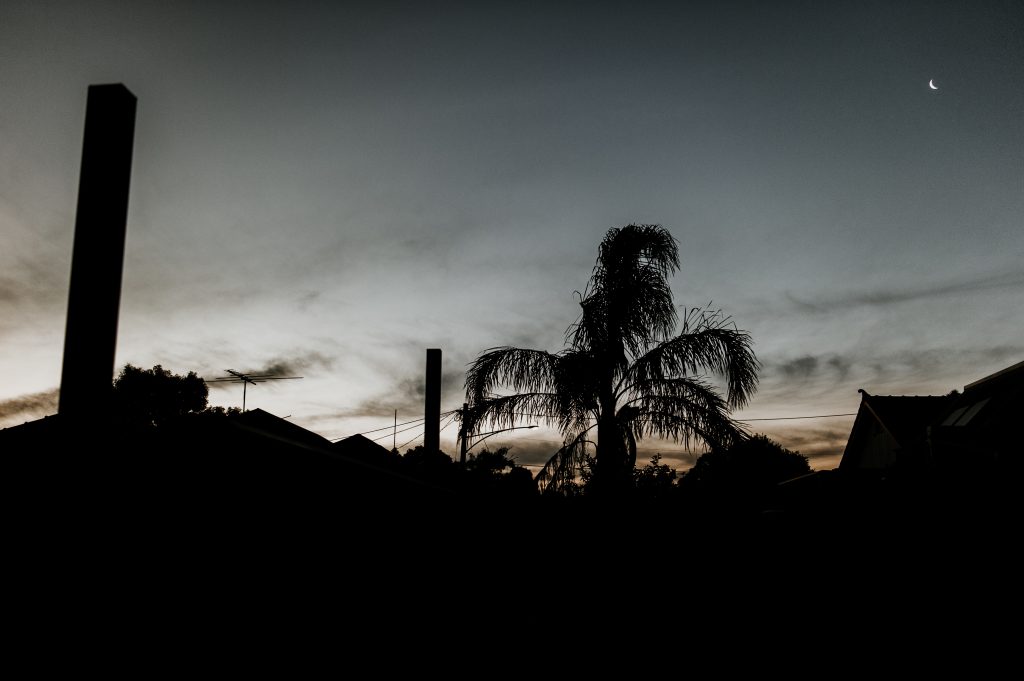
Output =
[
  {"x1": 424, "y1": 348, "x2": 442, "y2": 453},
  {"x1": 58, "y1": 84, "x2": 137, "y2": 422}
]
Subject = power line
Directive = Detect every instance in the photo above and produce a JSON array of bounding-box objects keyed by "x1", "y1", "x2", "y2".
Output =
[
  {"x1": 391, "y1": 413, "x2": 460, "y2": 452},
  {"x1": 396, "y1": 429, "x2": 424, "y2": 451},
  {"x1": 439, "y1": 412, "x2": 459, "y2": 433},
  {"x1": 742, "y1": 413, "x2": 857, "y2": 421},
  {"x1": 368, "y1": 421, "x2": 423, "y2": 442},
  {"x1": 357, "y1": 416, "x2": 426, "y2": 435},
  {"x1": 334, "y1": 407, "x2": 463, "y2": 441},
  {"x1": 336, "y1": 407, "x2": 854, "y2": 444}
]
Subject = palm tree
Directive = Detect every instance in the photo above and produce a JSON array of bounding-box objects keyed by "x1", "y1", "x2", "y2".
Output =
[{"x1": 463, "y1": 224, "x2": 759, "y2": 496}]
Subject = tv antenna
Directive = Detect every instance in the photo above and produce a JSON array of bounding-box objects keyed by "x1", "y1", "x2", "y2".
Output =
[{"x1": 206, "y1": 369, "x2": 303, "y2": 411}]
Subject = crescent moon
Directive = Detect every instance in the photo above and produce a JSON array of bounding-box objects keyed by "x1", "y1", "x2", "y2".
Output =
[{"x1": 928, "y1": 79, "x2": 938, "y2": 90}]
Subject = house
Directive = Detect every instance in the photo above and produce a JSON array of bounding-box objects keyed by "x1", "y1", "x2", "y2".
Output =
[
  {"x1": 1, "y1": 407, "x2": 450, "y2": 518},
  {"x1": 839, "y1": 360, "x2": 1022, "y2": 473},
  {"x1": 839, "y1": 392, "x2": 954, "y2": 471},
  {"x1": 332, "y1": 433, "x2": 394, "y2": 462},
  {"x1": 928, "y1": 360, "x2": 1022, "y2": 469},
  {"x1": 769, "y1": 360, "x2": 1021, "y2": 529}
]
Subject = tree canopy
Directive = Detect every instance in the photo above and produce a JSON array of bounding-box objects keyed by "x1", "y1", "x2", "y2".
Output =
[
  {"x1": 112, "y1": 364, "x2": 209, "y2": 429},
  {"x1": 680, "y1": 434, "x2": 811, "y2": 493}
]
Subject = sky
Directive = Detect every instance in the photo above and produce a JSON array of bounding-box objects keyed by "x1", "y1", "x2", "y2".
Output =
[{"x1": 2, "y1": 0, "x2": 1022, "y2": 472}]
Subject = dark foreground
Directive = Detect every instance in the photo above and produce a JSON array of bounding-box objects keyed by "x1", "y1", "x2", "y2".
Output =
[{"x1": 6, "y1": 414, "x2": 1020, "y2": 621}]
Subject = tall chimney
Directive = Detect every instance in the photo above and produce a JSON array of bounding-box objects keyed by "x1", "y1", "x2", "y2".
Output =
[
  {"x1": 58, "y1": 84, "x2": 137, "y2": 422},
  {"x1": 424, "y1": 348, "x2": 441, "y2": 453}
]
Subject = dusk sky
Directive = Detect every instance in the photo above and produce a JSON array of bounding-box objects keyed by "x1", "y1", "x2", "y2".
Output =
[{"x1": 2, "y1": 1, "x2": 1021, "y2": 471}]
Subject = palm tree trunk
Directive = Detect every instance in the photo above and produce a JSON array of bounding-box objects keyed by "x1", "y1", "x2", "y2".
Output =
[
  {"x1": 591, "y1": 320, "x2": 632, "y2": 496},
  {"x1": 593, "y1": 371, "x2": 629, "y2": 497}
]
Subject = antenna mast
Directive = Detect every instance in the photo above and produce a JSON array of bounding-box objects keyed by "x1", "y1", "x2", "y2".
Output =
[{"x1": 206, "y1": 369, "x2": 303, "y2": 411}]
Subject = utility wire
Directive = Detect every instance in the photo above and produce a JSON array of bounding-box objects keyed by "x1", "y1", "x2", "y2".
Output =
[
  {"x1": 356, "y1": 416, "x2": 426, "y2": 435},
  {"x1": 369, "y1": 421, "x2": 424, "y2": 442},
  {"x1": 396, "y1": 429, "x2": 424, "y2": 451},
  {"x1": 742, "y1": 413, "x2": 856, "y2": 421},
  {"x1": 338, "y1": 408, "x2": 853, "y2": 443},
  {"x1": 393, "y1": 413, "x2": 459, "y2": 452},
  {"x1": 334, "y1": 407, "x2": 462, "y2": 441},
  {"x1": 439, "y1": 412, "x2": 458, "y2": 433}
]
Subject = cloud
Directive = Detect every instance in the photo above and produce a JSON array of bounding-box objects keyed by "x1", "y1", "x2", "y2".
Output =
[
  {"x1": 0, "y1": 276, "x2": 21, "y2": 304},
  {"x1": 759, "y1": 346, "x2": 1021, "y2": 406},
  {"x1": 826, "y1": 355, "x2": 853, "y2": 382},
  {"x1": 487, "y1": 438, "x2": 560, "y2": 468},
  {"x1": 294, "y1": 290, "x2": 322, "y2": 312},
  {"x1": 0, "y1": 262, "x2": 67, "y2": 339},
  {"x1": 762, "y1": 423, "x2": 851, "y2": 455},
  {"x1": 335, "y1": 366, "x2": 467, "y2": 419},
  {"x1": 763, "y1": 352, "x2": 856, "y2": 396},
  {"x1": 786, "y1": 269, "x2": 1024, "y2": 314},
  {"x1": 777, "y1": 356, "x2": 819, "y2": 381},
  {"x1": 0, "y1": 387, "x2": 59, "y2": 424},
  {"x1": 253, "y1": 351, "x2": 337, "y2": 376},
  {"x1": 855, "y1": 346, "x2": 1023, "y2": 394}
]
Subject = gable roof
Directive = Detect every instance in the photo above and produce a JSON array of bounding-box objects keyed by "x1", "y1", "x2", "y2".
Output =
[
  {"x1": 840, "y1": 391, "x2": 955, "y2": 470},
  {"x1": 840, "y1": 360, "x2": 1023, "y2": 471},
  {"x1": 858, "y1": 393, "x2": 953, "y2": 451},
  {"x1": 332, "y1": 433, "x2": 392, "y2": 460},
  {"x1": 232, "y1": 408, "x2": 332, "y2": 451}
]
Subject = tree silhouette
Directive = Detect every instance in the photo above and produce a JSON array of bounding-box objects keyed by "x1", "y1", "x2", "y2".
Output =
[
  {"x1": 112, "y1": 364, "x2": 209, "y2": 429},
  {"x1": 109, "y1": 364, "x2": 242, "y2": 434},
  {"x1": 679, "y1": 434, "x2": 810, "y2": 495},
  {"x1": 633, "y1": 453, "x2": 678, "y2": 500},
  {"x1": 464, "y1": 224, "x2": 759, "y2": 497},
  {"x1": 398, "y1": 445, "x2": 456, "y2": 486},
  {"x1": 464, "y1": 447, "x2": 538, "y2": 498},
  {"x1": 465, "y1": 446, "x2": 518, "y2": 477}
]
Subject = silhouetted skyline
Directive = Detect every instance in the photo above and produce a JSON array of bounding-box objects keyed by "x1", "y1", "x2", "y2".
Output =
[{"x1": 1, "y1": 1, "x2": 1022, "y2": 471}]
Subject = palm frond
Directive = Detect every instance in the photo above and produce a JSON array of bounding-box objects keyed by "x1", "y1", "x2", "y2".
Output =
[
  {"x1": 596, "y1": 223, "x2": 680, "y2": 281},
  {"x1": 568, "y1": 224, "x2": 680, "y2": 360},
  {"x1": 465, "y1": 347, "x2": 562, "y2": 403},
  {"x1": 619, "y1": 376, "x2": 746, "y2": 448},
  {"x1": 465, "y1": 347, "x2": 600, "y2": 435},
  {"x1": 466, "y1": 391, "x2": 592, "y2": 438},
  {"x1": 534, "y1": 427, "x2": 596, "y2": 496},
  {"x1": 619, "y1": 306, "x2": 759, "y2": 408}
]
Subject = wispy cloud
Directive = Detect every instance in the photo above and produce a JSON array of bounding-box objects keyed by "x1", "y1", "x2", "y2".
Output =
[
  {"x1": 0, "y1": 387, "x2": 59, "y2": 425},
  {"x1": 0, "y1": 276, "x2": 21, "y2": 304},
  {"x1": 786, "y1": 269, "x2": 1024, "y2": 314},
  {"x1": 759, "y1": 346, "x2": 1021, "y2": 402},
  {"x1": 0, "y1": 252, "x2": 67, "y2": 306},
  {"x1": 463, "y1": 437, "x2": 561, "y2": 468},
  {"x1": 249, "y1": 351, "x2": 336, "y2": 377},
  {"x1": 776, "y1": 355, "x2": 819, "y2": 381},
  {"x1": 0, "y1": 257, "x2": 68, "y2": 338},
  {"x1": 759, "y1": 422, "x2": 851, "y2": 458},
  {"x1": 760, "y1": 352, "x2": 858, "y2": 401},
  {"x1": 335, "y1": 366, "x2": 467, "y2": 419}
]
